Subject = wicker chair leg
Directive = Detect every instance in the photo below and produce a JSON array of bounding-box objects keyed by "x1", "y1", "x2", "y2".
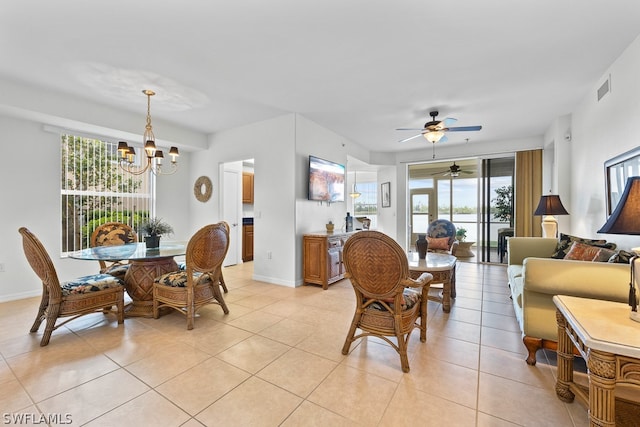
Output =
[
  {"x1": 30, "y1": 305, "x2": 47, "y2": 333},
  {"x1": 116, "y1": 290, "x2": 124, "y2": 324},
  {"x1": 40, "y1": 305, "x2": 60, "y2": 346},
  {"x1": 419, "y1": 297, "x2": 428, "y2": 343},
  {"x1": 213, "y1": 285, "x2": 229, "y2": 314},
  {"x1": 342, "y1": 313, "x2": 361, "y2": 355},
  {"x1": 30, "y1": 286, "x2": 49, "y2": 333},
  {"x1": 219, "y1": 273, "x2": 228, "y2": 293},
  {"x1": 186, "y1": 305, "x2": 195, "y2": 330}
]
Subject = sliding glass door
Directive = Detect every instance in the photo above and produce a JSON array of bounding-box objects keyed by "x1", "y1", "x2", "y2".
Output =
[
  {"x1": 479, "y1": 157, "x2": 514, "y2": 263},
  {"x1": 408, "y1": 156, "x2": 514, "y2": 263}
]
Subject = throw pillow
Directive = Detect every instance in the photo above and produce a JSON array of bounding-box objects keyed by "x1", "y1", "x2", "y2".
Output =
[
  {"x1": 427, "y1": 236, "x2": 450, "y2": 251},
  {"x1": 608, "y1": 249, "x2": 636, "y2": 264},
  {"x1": 593, "y1": 247, "x2": 618, "y2": 262},
  {"x1": 564, "y1": 242, "x2": 602, "y2": 261},
  {"x1": 551, "y1": 233, "x2": 616, "y2": 259}
]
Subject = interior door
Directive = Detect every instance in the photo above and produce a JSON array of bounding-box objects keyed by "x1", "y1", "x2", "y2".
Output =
[
  {"x1": 409, "y1": 189, "x2": 436, "y2": 249},
  {"x1": 223, "y1": 169, "x2": 240, "y2": 266}
]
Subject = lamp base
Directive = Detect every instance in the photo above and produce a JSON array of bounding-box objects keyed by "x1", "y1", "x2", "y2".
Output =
[
  {"x1": 541, "y1": 216, "x2": 558, "y2": 239},
  {"x1": 631, "y1": 310, "x2": 640, "y2": 323}
]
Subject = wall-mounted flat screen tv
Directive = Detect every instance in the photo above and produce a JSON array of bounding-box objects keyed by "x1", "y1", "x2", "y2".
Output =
[{"x1": 308, "y1": 155, "x2": 345, "y2": 202}]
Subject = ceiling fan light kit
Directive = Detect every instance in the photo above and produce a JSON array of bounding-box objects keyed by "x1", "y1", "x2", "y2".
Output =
[{"x1": 397, "y1": 110, "x2": 482, "y2": 147}]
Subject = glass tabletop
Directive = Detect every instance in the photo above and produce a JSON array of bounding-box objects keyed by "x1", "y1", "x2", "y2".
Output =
[
  {"x1": 407, "y1": 251, "x2": 456, "y2": 271},
  {"x1": 68, "y1": 242, "x2": 187, "y2": 261}
]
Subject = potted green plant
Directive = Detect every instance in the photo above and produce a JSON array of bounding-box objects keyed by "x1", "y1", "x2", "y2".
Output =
[
  {"x1": 140, "y1": 217, "x2": 174, "y2": 248},
  {"x1": 455, "y1": 228, "x2": 467, "y2": 242},
  {"x1": 492, "y1": 185, "x2": 514, "y2": 227}
]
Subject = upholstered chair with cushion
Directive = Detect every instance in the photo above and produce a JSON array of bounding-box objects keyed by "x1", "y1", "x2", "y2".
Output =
[
  {"x1": 90, "y1": 222, "x2": 138, "y2": 280},
  {"x1": 341, "y1": 230, "x2": 433, "y2": 373},
  {"x1": 177, "y1": 220, "x2": 229, "y2": 294},
  {"x1": 19, "y1": 227, "x2": 125, "y2": 346},
  {"x1": 426, "y1": 219, "x2": 458, "y2": 255},
  {"x1": 153, "y1": 222, "x2": 230, "y2": 329}
]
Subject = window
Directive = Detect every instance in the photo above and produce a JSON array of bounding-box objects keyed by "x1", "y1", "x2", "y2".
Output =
[
  {"x1": 353, "y1": 181, "x2": 378, "y2": 228},
  {"x1": 61, "y1": 134, "x2": 152, "y2": 253}
]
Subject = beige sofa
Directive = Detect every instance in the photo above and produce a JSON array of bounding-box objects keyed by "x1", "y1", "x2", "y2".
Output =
[{"x1": 507, "y1": 237, "x2": 630, "y2": 365}]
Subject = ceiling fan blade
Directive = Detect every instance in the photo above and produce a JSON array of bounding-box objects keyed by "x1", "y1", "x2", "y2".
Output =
[
  {"x1": 398, "y1": 133, "x2": 424, "y2": 143},
  {"x1": 446, "y1": 125, "x2": 482, "y2": 132},
  {"x1": 396, "y1": 128, "x2": 424, "y2": 131},
  {"x1": 461, "y1": 170, "x2": 474, "y2": 174},
  {"x1": 430, "y1": 169, "x2": 449, "y2": 176},
  {"x1": 441, "y1": 117, "x2": 457, "y2": 127}
]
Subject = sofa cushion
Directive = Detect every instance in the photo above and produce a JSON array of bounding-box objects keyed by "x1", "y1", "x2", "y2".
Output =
[{"x1": 551, "y1": 233, "x2": 616, "y2": 259}]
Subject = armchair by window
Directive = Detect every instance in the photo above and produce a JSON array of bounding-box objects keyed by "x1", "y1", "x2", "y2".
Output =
[{"x1": 426, "y1": 219, "x2": 458, "y2": 255}]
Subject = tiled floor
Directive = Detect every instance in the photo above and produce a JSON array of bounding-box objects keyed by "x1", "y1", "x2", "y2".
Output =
[{"x1": 0, "y1": 261, "x2": 590, "y2": 426}]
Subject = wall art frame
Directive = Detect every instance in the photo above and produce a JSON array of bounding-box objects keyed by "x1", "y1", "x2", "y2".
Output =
[{"x1": 381, "y1": 182, "x2": 391, "y2": 208}]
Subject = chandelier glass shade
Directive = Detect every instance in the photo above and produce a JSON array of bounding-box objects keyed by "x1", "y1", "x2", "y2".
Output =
[
  {"x1": 424, "y1": 130, "x2": 445, "y2": 143},
  {"x1": 117, "y1": 90, "x2": 179, "y2": 176},
  {"x1": 349, "y1": 170, "x2": 361, "y2": 199}
]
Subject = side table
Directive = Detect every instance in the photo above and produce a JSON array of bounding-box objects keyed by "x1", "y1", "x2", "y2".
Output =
[{"x1": 553, "y1": 295, "x2": 640, "y2": 426}]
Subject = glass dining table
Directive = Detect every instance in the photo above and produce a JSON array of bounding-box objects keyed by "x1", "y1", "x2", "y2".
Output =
[{"x1": 68, "y1": 242, "x2": 186, "y2": 318}]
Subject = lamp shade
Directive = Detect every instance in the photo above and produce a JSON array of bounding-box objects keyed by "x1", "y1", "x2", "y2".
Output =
[
  {"x1": 598, "y1": 176, "x2": 640, "y2": 235},
  {"x1": 533, "y1": 195, "x2": 569, "y2": 216}
]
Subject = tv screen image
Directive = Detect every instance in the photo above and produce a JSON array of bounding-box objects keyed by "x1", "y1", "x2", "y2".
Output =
[{"x1": 308, "y1": 155, "x2": 345, "y2": 202}]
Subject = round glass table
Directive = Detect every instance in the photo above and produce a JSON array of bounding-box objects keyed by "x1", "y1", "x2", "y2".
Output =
[{"x1": 69, "y1": 242, "x2": 186, "y2": 317}]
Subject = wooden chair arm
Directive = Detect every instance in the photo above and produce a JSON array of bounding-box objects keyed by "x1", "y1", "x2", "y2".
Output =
[{"x1": 401, "y1": 272, "x2": 433, "y2": 288}]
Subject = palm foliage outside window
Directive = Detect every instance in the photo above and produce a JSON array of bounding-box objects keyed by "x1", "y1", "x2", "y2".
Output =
[{"x1": 60, "y1": 134, "x2": 152, "y2": 253}]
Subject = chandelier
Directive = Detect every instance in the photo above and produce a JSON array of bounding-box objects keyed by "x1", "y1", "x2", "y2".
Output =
[
  {"x1": 117, "y1": 90, "x2": 179, "y2": 176},
  {"x1": 349, "y1": 170, "x2": 361, "y2": 199}
]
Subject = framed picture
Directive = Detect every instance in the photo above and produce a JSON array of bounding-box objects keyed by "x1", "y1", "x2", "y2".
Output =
[
  {"x1": 604, "y1": 146, "x2": 640, "y2": 216},
  {"x1": 381, "y1": 182, "x2": 391, "y2": 208}
]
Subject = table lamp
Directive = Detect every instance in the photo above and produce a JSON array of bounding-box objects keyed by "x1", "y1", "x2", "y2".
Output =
[
  {"x1": 533, "y1": 194, "x2": 569, "y2": 238},
  {"x1": 597, "y1": 176, "x2": 640, "y2": 322}
]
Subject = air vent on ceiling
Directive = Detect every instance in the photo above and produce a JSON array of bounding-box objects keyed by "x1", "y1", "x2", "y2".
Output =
[{"x1": 597, "y1": 75, "x2": 611, "y2": 101}]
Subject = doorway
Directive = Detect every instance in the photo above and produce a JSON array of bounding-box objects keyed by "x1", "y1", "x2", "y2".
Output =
[
  {"x1": 222, "y1": 168, "x2": 240, "y2": 267},
  {"x1": 409, "y1": 189, "x2": 436, "y2": 248}
]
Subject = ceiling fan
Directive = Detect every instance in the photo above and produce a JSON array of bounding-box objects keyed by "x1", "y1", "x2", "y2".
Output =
[
  {"x1": 431, "y1": 162, "x2": 474, "y2": 177},
  {"x1": 397, "y1": 110, "x2": 482, "y2": 144}
]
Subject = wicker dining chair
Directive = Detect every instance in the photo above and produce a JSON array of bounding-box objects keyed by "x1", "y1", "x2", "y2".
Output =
[
  {"x1": 341, "y1": 231, "x2": 433, "y2": 373},
  {"x1": 153, "y1": 222, "x2": 230, "y2": 329},
  {"x1": 90, "y1": 222, "x2": 138, "y2": 280},
  {"x1": 19, "y1": 227, "x2": 125, "y2": 346},
  {"x1": 178, "y1": 221, "x2": 229, "y2": 294}
]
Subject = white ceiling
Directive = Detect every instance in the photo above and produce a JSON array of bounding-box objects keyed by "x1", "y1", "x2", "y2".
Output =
[{"x1": 2, "y1": 1, "x2": 640, "y2": 153}]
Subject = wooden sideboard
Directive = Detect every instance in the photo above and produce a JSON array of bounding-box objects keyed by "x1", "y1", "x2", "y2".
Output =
[{"x1": 303, "y1": 231, "x2": 357, "y2": 289}]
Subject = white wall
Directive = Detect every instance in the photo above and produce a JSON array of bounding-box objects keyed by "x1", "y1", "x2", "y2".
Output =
[
  {"x1": 376, "y1": 166, "x2": 397, "y2": 236},
  {"x1": 567, "y1": 33, "x2": 640, "y2": 250},
  {"x1": 197, "y1": 114, "x2": 298, "y2": 286}
]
